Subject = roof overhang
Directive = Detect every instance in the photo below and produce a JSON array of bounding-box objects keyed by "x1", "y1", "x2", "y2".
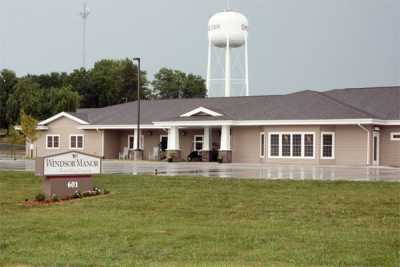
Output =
[
  {"x1": 153, "y1": 119, "x2": 400, "y2": 127},
  {"x1": 14, "y1": 125, "x2": 49, "y2": 131},
  {"x1": 38, "y1": 112, "x2": 89, "y2": 126},
  {"x1": 78, "y1": 124, "x2": 166, "y2": 130}
]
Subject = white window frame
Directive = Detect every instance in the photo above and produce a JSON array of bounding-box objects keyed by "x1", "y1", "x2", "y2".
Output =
[
  {"x1": 69, "y1": 134, "x2": 85, "y2": 150},
  {"x1": 46, "y1": 135, "x2": 60, "y2": 150},
  {"x1": 390, "y1": 132, "x2": 400, "y2": 141},
  {"x1": 259, "y1": 132, "x2": 265, "y2": 158},
  {"x1": 268, "y1": 132, "x2": 315, "y2": 159},
  {"x1": 128, "y1": 134, "x2": 144, "y2": 150},
  {"x1": 193, "y1": 135, "x2": 204, "y2": 151},
  {"x1": 321, "y1": 132, "x2": 335, "y2": 159}
]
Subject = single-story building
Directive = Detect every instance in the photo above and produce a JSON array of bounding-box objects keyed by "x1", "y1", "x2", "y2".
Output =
[{"x1": 27, "y1": 86, "x2": 400, "y2": 166}]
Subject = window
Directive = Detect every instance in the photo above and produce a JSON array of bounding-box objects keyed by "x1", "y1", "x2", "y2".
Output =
[
  {"x1": 304, "y1": 134, "x2": 314, "y2": 157},
  {"x1": 128, "y1": 135, "x2": 144, "y2": 150},
  {"x1": 282, "y1": 134, "x2": 291, "y2": 156},
  {"x1": 160, "y1": 135, "x2": 168, "y2": 151},
  {"x1": 391, "y1": 132, "x2": 400, "y2": 141},
  {"x1": 46, "y1": 135, "x2": 60, "y2": 149},
  {"x1": 259, "y1": 132, "x2": 265, "y2": 158},
  {"x1": 321, "y1": 132, "x2": 335, "y2": 159},
  {"x1": 268, "y1": 132, "x2": 315, "y2": 159},
  {"x1": 193, "y1": 135, "x2": 204, "y2": 151},
  {"x1": 70, "y1": 135, "x2": 84, "y2": 150},
  {"x1": 292, "y1": 134, "x2": 302, "y2": 157},
  {"x1": 270, "y1": 134, "x2": 280, "y2": 157}
]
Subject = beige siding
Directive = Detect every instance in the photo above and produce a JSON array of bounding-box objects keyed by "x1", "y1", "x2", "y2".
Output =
[
  {"x1": 335, "y1": 125, "x2": 369, "y2": 165},
  {"x1": 380, "y1": 126, "x2": 400, "y2": 167},
  {"x1": 232, "y1": 126, "x2": 263, "y2": 163},
  {"x1": 103, "y1": 130, "x2": 121, "y2": 159},
  {"x1": 33, "y1": 117, "x2": 101, "y2": 158}
]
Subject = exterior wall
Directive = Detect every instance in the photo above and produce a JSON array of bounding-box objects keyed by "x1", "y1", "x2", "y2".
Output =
[
  {"x1": 180, "y1": 129, "x2": 204, "y2": 160},
  {"x1": 231, "y1": 126, "x2": 263, "y2": 163},
  {"x1": 335, "y1": 125, "x2": 369, "y2": 166},
  {"x1": 33, "y1": 117, "x2": 102, "y2": 158},
  {"x1": 103, "y1": 130, "x2": 121, "y2": 159},
  {"x1": 380, "y1": 126, "x2": 400, "y2": 167}
]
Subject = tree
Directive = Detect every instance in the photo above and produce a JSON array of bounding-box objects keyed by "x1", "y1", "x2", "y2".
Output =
[
  {"x1": 89, "y1": 59, "x2": 150, "y2": 107},
  {"x1": 152, "y1": 68, "x2": 206, "y2": 99},
  {"x1": 20, "y1": 111, "x2": 38, "y2": 158},
  {"x1": 0, "y1": 69, "x2": 18, "y2": 132},
  {"x1": 5, "y1": 78, "x2": 42, "y2": 127}
]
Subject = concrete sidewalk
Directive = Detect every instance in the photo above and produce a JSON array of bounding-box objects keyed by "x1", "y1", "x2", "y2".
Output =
[{"x1": 1, "y1": 159, "x2": 399, "y2": 182}]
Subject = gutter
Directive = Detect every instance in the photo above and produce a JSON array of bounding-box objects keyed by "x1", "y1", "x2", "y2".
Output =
[{"x1": 357, "y1": 124, "x2": 370, "y2": 165}]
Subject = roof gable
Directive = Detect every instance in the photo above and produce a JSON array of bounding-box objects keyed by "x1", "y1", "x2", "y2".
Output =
[
  {"x1": 180, "y1": 107, "x2": 223, "y2": 117},
  {"x1": 38, "y1": 112, "x2": 89, "y2": 126}
]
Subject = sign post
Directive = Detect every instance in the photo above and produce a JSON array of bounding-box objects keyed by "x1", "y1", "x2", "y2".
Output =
[{"x1": 36, "y1": 151, "x2": 102, "y2": 198}]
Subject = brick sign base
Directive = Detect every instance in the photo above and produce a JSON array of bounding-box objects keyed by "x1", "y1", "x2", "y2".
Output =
[{"x1": 43, "y1": 176, "x2": 93, "y2": 198}]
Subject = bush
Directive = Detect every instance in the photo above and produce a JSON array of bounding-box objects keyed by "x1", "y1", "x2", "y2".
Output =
[
  {"x1": 35, "y1": 193, "x2": 46, "y2": 202},
  {"x1": 72, "y1": 190, "x2": 82, "y2": 199},
  {"x1": 51, "y1": 194, "x2": 60, "y2": 202}
]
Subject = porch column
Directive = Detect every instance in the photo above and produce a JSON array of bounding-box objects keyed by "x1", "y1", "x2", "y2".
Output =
[
  {"x1": 133, "y1": 128, "x2": 143, "y2": 160},
  {"x1": 202, "y1": 127, "x2": 211, "y2": 162},
  {"x1": 167, "y1": 126, "x2": 181, "y2": 161},
  {"x1": 219, "y1": 125, "x2": 232, "y2": 163}
]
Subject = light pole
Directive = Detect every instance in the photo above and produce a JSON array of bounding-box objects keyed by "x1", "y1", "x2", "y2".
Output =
[{"x1": 133, "y1": 58, "x2": 143, "y2": 160}]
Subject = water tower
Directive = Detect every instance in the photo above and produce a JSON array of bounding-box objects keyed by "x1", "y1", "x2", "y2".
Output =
[{"x1": 207, "y1": 10, "x2": 249, "y2": 97}]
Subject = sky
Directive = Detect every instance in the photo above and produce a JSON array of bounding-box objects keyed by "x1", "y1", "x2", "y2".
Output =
[{"x1": 0, "y1": 0, "x2": 399, "y2": 96}]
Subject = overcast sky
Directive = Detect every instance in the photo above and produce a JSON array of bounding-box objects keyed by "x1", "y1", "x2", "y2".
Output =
[{"x1": 0, "y1": 0, "x2": 399, "y2": 95}]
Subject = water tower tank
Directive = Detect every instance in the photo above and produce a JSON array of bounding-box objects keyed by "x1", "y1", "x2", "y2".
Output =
[{"x1": 208, "y1": 11, "x2": 248, "y2": 48}]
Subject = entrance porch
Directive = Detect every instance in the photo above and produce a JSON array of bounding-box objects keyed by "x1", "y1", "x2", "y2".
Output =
[{"x1": 102, "y1": 126, "x2": 232, "y2": 163}]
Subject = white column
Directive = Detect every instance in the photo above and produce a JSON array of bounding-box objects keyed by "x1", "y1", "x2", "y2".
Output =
[
  {"x1": 244, "y1": 33, "x2": 249, "y2": 96},
  {"x1": 203, "y1": 127, "x2": 211, "y2": 151},
  {"x1": 220, "y1": 125, "x2": 231, "y2": 151},
  {"x1": 133, "y1": 129, "x2": 140, "y2": 150},
  {"x1": 167, "y1": 126, "x2": 180, "y2": 150},
  {"x1": 225, "y1": 36, "x2": 231, "y2": 97},
  {"x1": 206, "y1": 39, "x2": 212, "y2": 96}
]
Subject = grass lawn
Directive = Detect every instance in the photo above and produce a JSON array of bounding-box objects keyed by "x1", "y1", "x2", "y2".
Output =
[{"x1": 0, "y1": 171, "x2": 399, "y2": 267}]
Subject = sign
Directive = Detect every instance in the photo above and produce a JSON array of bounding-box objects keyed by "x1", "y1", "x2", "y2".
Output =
[
  {"x1": 36, "y1": 151, "x2": 101, "y2": 198},
  {"x1": 42, "y1": 152, "x2": 101, "y2": 176}
]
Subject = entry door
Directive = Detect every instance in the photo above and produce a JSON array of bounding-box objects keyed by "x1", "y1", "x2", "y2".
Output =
[
  {"x1": 372, "y1": 132, "x2": 380, "y2": 166},
  {"x1": 160, "y1": 135, "x2": 168, "y2": 151}
]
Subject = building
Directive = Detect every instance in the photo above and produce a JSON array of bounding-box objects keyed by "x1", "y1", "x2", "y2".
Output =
[{"x1": 29, "y1": 86, "x2": 400, "y2": 166}]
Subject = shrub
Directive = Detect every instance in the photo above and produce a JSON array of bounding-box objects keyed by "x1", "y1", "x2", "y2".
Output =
[
  {"x1": 51, "y1": 194, "x2": 60, "y2": 202},
  {"x1": 72, "y1": 190, "x2": 82, "y2": 199},
  {"x1": 35, "y1": 193, "x2": 46, "y2": 202}
]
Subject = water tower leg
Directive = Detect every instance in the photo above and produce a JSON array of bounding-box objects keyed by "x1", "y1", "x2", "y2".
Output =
[
  {"x1": 225, "y1": 37, "x2": 231, "y2": 97},
  {"x1": 206, "y1": 39, "x2": 212, "y2": 97},
  {"x1": 245, "y1": 34, "x2": 249, "y2": 96}
]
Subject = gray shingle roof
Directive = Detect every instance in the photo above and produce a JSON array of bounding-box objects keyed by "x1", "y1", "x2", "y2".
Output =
[{"x1": 74, "y1": 86, "x2": 400, "y2": 125}]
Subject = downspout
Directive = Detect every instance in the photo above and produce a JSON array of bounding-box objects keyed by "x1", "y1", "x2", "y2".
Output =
[{"x1": 358, "y1": 124, "x2": 370, "y2": 165}]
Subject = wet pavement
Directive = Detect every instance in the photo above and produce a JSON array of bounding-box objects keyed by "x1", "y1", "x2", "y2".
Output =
[
  {"x1": 1, "y1": 160, "x2": 399, "y2": 182},
  {"x1": 102, "y1": 161, "x2": 400, "y2": 182}
]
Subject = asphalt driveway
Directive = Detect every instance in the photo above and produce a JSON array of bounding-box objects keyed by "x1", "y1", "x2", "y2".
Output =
[{"x1": 2, "y1": 159, "x2": 398, "y2": 182}]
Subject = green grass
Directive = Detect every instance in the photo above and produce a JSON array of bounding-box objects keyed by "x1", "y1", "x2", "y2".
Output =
[{"x1": 0, "y1": 171, "x2": 399, "y2": 267}]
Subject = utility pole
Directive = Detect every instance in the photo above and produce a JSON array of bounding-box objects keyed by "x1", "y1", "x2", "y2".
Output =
[{"x1": 80, "y1": 3, "x2": 90, "y2": 69}]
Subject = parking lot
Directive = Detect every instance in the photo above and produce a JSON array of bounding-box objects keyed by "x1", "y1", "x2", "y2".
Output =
[{"x1": 1, "y1": 159, "x2": 399, "y2": 182}]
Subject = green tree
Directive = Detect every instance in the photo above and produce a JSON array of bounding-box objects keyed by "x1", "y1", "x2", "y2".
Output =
[
  {"x1": 0, "y1": 69, "x2": 18, "y2": 132},
  {"x1": 152, "y1": 68, "x2": 206, "y2": 99},
  {"x1": 8, "y1": 126, "x2": 24, "y2": 159},
  {"x1": 20, "y1": 111, "x2": 38, "y2": 159}
]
